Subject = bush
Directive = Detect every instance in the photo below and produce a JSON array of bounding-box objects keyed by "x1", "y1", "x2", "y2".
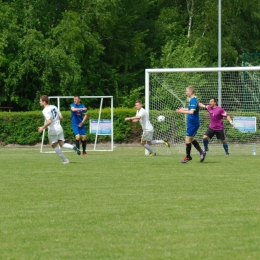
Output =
[{"x1": 0, "y1": 108, "x2": 142, "y2": 145}]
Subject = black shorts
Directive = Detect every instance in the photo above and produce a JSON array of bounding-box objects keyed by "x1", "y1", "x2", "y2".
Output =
[{"x1": 204, "y1": 128, "x2": 226, "y2": 140}]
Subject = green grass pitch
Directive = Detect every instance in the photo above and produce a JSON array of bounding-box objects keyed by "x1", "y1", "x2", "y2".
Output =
[{"x1": 0, "y1": 146, "x2": 260, "y2": 260}]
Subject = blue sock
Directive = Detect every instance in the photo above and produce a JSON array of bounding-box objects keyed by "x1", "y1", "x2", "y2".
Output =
[
  {"x1": 223, "y1": 143, "x2": 229, "y2": 154},
  {"x1": 203, "y1": 139, "x2": 209, "y2": 151}
]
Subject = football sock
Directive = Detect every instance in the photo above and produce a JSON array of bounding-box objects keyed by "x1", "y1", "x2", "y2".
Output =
[
  {"x1": 76, "y1": 140, "x2": 80, "y2": 150},
  {"x1": 192, "y1": 140, "x2": 203, "y2": 153},
  {"x1": 186, "y1": 143, "x2": 192, "y2": 157},
  {"x1": 144, "y1": 144, "x2": 155, "y2": 154},
  {"x1": 152, "y1": 140, "x2": 164, "y2": 144},
  {"x1": 53, "y1": 146, "x2": 67, "y2": 161},
  {"x1": 203, "y1": 139, "x2": 209, "y2": 151},
  {"x1": 82, "y1": 140, "x2": 87, "y2": 152},
  {"x1": 62, "y1": 143, "x2": 74, "y2": 149},
  {"x1": 223, "y1": 143, "x2": 229, "y2": 154}
]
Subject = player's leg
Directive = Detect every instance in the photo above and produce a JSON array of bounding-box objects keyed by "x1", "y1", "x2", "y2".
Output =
[
  {"x1": 181, "y1": 136, "x2": 193, "y2": 163},
  {"x1": 187, "y1": 125, "x2": 206, "y2": 162},
  {"x1": 181, "y1": 125, "x2": 194, "y2": 163},
  {"x1": 72, "y1": 124, "x2": 81, "y2": 151},
  {"x1": 49, "y1": 135, "x2": 68, "y2": 163},
  {"x1": 75, "y1": 135, "x2": 80, "y2": 151},
  {"x1": 79, "y1": 126, "x2": 87, "y2": 155},
  {"x1": 203, "y1": 128, "x2": 214, "y2": 151},
  {"x1": 152, "y1": 140, "x2": 170, "y2": 147},
  {"x1": 58, "y1": 133, "x2": 81, "y2": 155},
  {"x1": 141, "y1": 131, "x2": 156, "y2": 156},
  {"x1": 217, "y1": 131, "x2": 229, "y2": 155}
]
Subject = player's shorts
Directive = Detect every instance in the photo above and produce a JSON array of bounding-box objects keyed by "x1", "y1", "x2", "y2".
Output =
[
  {"x1": 72, "y1": 125, "x2": 86, "y2": 136},
  {"x1": 49, "y1": 133, "x2": 65, "y2": 144},
  {"x1": 141, "y1": 131, "x2": 154, "y2": 142},
  {"x1": 205, "y1": 128, "x2": 226, "y2": 140},
  {"x1": 186, "y1": 124, "x2": 200, "y2": 138}
]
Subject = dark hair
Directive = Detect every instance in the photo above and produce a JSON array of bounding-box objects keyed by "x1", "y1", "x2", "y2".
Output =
[
  {"x1": 40, "y1": 95, "x2": 49, "y2": 104},
  {"x1": 74, "y1": 95, "x2": 80, "y2": 98},
  {"x1": 210, "y1": 98, "x2": 218, "y2": 104}
]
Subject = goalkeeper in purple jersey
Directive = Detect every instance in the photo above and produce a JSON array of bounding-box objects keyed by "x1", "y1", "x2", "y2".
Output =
[
  {"x1": 199, "y1": 98, "x2": 234, "y2": 155},
  {"x1": 70, "y1": 95, "x2": 88, "y2": 155}
]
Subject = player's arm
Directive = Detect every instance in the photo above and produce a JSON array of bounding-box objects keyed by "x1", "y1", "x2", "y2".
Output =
[
  {"x1": 125, "y1": 115, "x2": 141, "y2": 122},
  {"x1": 221, "y1": 110, "x2": 234, "y2": 127},
  {"x1": 199, "y1": 102, "x2": 207, "y2": 109},
  {"x1": 38, "y1": 119, "x2": 52, "y2": 133},
  {"x1": 176, "y1": 107, "x2": 194, "y2": 114},
  {"x1": 71, "y1": 106, "x2": 87, "y2": 112},
  {"x1": 226, "y1": 115, "x2": 234, "y2": 127},
  {"x1": 59, "y1": 111, "x2": 63, "y2": 120},
  {"x1": 78, "y1": 113, "x2": 87, "y2": 127}
]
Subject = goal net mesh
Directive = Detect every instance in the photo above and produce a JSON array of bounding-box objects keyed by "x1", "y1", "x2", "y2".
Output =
[{"x1": 147, "y1": 68, "x2": 260, "y2": 156}]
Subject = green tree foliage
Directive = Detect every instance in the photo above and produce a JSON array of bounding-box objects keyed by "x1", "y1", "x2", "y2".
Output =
[{"x1": 0, "y1": 0, "x2": 260, "y2": 110}]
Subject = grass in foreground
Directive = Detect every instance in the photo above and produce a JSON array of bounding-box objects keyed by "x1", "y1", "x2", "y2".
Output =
[{"x1": 0, "y1": 146, "x2": 260, "y2": 260}]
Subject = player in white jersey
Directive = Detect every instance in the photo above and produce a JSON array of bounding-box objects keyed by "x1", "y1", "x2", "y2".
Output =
[
  {"x1": 125, "y1": 100, "x2": 169, "y2": 156},
  {"x1": 38, "y1": 95, "x2": 81, "y2": 164}
]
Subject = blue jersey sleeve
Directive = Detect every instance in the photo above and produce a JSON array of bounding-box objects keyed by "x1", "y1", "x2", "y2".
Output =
[{"x1": 189, "y1": 97, "x2": 198, "y2": 111}]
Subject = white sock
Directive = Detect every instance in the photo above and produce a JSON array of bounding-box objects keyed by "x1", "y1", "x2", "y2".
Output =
[
  {"x1": 152, "y1": 140, "x2": 164, "y2": 144},
  {"x1": 62, "y1": 143, "x2": 74, "y2": 149},
  {"x1": 144, "y1": 144, "x2": 155, "y2": 153},
  {"x1": 53, "y1": 146, "x2": 67, "y2": 161}
]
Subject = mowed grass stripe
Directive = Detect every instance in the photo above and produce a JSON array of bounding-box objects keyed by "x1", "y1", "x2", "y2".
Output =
[{"x1": 0, "y1": 147, "x2": 260, "y2": 259}]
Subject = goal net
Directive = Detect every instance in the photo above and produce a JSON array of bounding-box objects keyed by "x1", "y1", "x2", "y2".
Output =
[
  {"x1": 40, "y1": 96, "x2": 113, "y2": 153},
  {"x1": 146, "y1": 67, "x2": 260, "y2": 156}
]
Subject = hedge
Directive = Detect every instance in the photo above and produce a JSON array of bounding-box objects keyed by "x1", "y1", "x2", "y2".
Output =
[
  {"x1": 0, "y1": 108, "x2": 142, "y2": 146},
  {"x1": 1, "y1": 109, "x2": 260, "y2": 146}
]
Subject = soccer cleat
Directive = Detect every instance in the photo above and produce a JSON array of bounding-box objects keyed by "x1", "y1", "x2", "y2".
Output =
[
  {"x1": 200, "y1": 150, "x2": 206, "y2": 162},
  {"x1": 73, "y1": 146, "x2": 81, "y2": 155},
  {"x1": 81, "y1": 152, "x2": 88, "y2": 156},
  {"x1": 226, "y1": 152, "x2": 229, "y2": 155},
  {"x1": 205, "y1": 148, "x2": 209, "y2": 151},
  {"x1": 62, "y1": 159, "x2": 70, "y2": 164},
  {"x1": 149, "y1": 152, "x2": 157, "y2": 156},
  {"x1": 163, "y1": 141, "x2": 170, "y2": 148},
  {"x1": 181, "y1": 156, "x2": 192, "y2": 163}
]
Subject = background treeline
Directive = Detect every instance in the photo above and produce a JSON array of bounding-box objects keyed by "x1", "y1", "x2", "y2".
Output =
[{"x1": 0, "y1": 0, "x2": 260, "y2": 111}]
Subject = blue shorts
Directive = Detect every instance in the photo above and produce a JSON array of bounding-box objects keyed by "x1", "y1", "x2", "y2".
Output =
[
  {"x1": 72, "y1": 125, "x2": 86, "y2": 136},
  {"x1": 186, "y1": 124, "x2": 199, "y2": 138}
]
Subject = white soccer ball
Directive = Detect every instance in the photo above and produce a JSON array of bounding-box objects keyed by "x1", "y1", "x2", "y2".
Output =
[{"x1": 157, "y1": 115, "x2": 165, "y2": 122}]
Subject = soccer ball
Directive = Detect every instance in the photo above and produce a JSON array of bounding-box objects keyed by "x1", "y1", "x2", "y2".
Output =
[{"x1": 157, "y1": 115, "x2": 165, "y2": 122}]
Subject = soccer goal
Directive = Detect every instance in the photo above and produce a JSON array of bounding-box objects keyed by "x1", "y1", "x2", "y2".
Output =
[
  {"x1": 40, "y1": 96, "x2": 113, "y2": 153},
  {"x1": 145, "y1": 67, "x2": 260, "y2": 155}
]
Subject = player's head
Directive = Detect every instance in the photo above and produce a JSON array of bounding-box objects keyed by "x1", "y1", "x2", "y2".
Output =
[
  {"x1": 74, "y1": 95, "x2": 81, "y2": 105},
  {"x1": 39, "y1": 95, "x2": 49, "y2": 106},
  {"x1": 135, "y1": 100, "x2": 143, "y2": 110},
  {"x1": 186, "y1": 86, "x2": 195, "y2": 98},
  {"x1": 209, "y1": 98, "x2": 217, "y2": 108}
]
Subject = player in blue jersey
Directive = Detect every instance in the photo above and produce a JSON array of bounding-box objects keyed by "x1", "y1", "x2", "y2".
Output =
[
  {"x1": 70, "y1": 95, "x2": 88, "y2": 155},
  {"x1": 176, "y1": 86, "x2": 206, "y2": 163}
]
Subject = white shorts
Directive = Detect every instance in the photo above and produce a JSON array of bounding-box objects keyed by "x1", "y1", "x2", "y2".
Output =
[
  {"x1": 141, "y1": 131, "x2": 154, "y2": 142},
  {"x1": 48, "y1": 133, "x2": 65, "y2": 144}
]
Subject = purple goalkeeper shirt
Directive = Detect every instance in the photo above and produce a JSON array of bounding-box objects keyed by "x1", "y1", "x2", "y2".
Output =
[{"x1": 206, "y1": 105, "x2": 228, "y2": 130}]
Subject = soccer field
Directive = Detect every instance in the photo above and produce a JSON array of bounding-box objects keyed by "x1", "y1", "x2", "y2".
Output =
[{"x1": 1, "y1": 146, "x2": 260, "y2": 260}]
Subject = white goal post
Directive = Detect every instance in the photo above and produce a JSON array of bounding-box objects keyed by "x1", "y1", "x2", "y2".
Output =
[
  {"x1": 145, "y1": 66, "x2": 260, "y2": 155},
  {"x1": 40, "y1": 96, "x2": 113, "y2": 153}
]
